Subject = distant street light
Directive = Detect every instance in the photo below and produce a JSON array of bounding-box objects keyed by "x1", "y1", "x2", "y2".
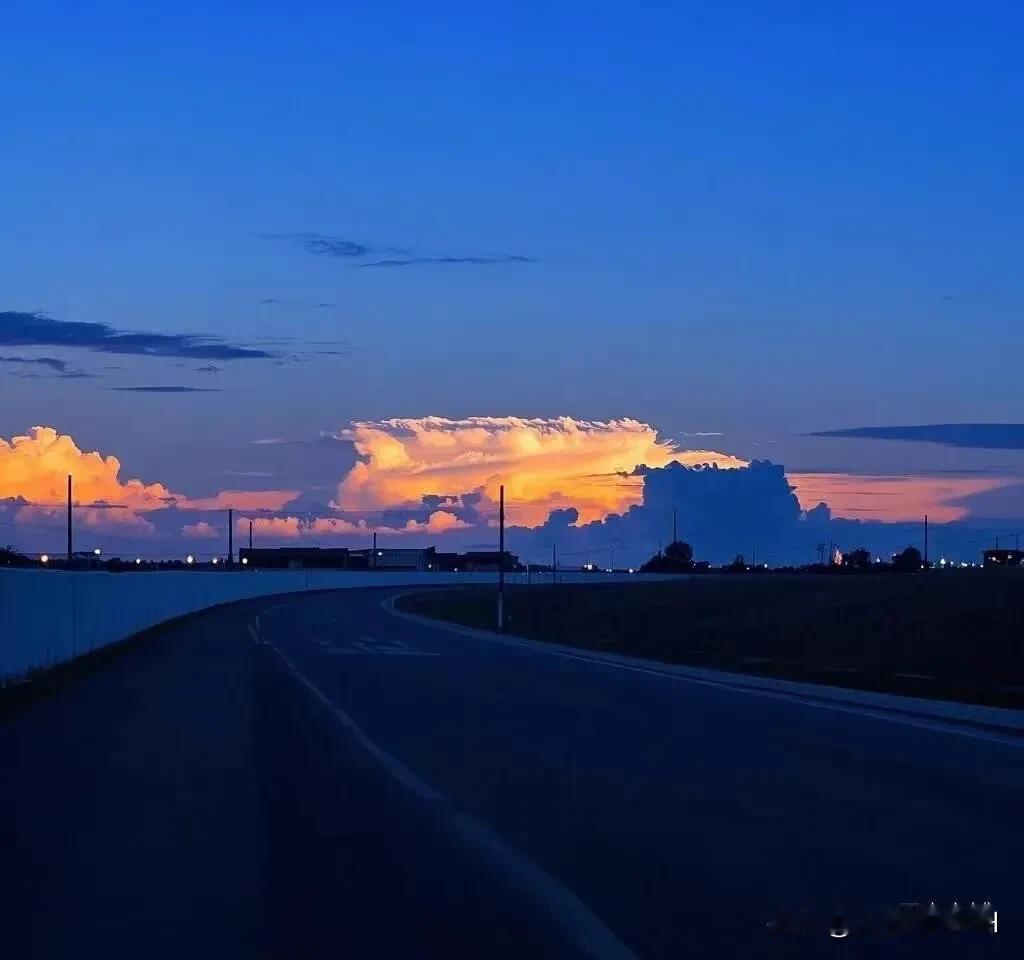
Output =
[
  {"x1": 40, "y1": 554, "x2": 49, "y2": 564},
  {"x1": 186, "y1": 554, "x2": 194, "y2": 565},
  {"x1": 241, "y1": 557, "x2": 249, "y2": 566},
  {"x1": 93, "y1": 548, "x2": 101, "y2": 556},
  {"x1": 135, "y1": 558, "x2": 141, "y2": 565},
  {"x1": 212, "y1": 557, "x2": 219, "y2": 565}
]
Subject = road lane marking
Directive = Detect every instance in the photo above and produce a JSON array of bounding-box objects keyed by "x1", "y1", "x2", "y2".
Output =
[
  {"x1": 385, "y1": 598, "x2": 1024, "y2": 749},
  {"x1": 309, "y1": 633, "x2": 440, "y2": 657},
  {"x1": 258, "y1": 632, "x2": 636, "y2": 960}
]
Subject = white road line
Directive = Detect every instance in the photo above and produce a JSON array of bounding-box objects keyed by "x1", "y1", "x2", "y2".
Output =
[
  {"x1": 264, "y1": 640, "x2": 636, "y2": 960},
  {"x1": 386, "y1": 598, "x2": 1024, "y2": 749}
]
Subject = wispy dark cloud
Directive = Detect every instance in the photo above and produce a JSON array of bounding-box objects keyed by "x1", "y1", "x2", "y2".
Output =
[
  {"x1": 811, "y1": 423, "x2": 1024, "y2": 451},
  {"x1": 0, "y1": 353, "x2": 95, "y2": 378},
  {"x1": 0, "y1": 311, "x2": 273, "y2": 361},
  {"x1": 357, "y1": 255, "x2": 536, "y2": 268},
  {"x1": 260, "y1": 298, "x2": 338, "y2": 311},
  {"x1": 111, "y1": 385, "x2": 221, "y2": 393},
  {"x1": 0, "y1": 354, "x2": 70, "y2": 373},
  {"x1": 261, "y1": 233, "x2": 372, "y2": 257},
  {"x1": 263, "y1": 232, "x2": 535, "y2": 268},
  {"x1": 194, "y1": 364, "x2": 221, "y2": 374}
]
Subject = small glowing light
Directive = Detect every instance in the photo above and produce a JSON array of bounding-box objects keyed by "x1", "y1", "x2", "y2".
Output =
[
  {"x1": 454, "y1": 566, "x2": 459, "y2": 572},
  {"x1": 135, "y1": 558, "x2": 141, "y2": 565},
  {"x1": 40, "y1": 554, "x2": 49, "y2": 564},
  {"x1": 212, "y1": 557, "x2": 219, "y2": 565},
  {"x1": 186, "y1": 554, "x2": 195, "y2": 565},
  {"x1": 241, "y1": 557, "x2": 249, "y2": 565},
  {"x1": 93, "y1": 548, "x2": 101, "y2": 556},
  {"x1": 377, "y1": 550, "x2": 383, "y2": 556},
  {"x1": 427, "y1": 564, "x2": 432, "y2": 569},
  {"x1": 763, "y1": 563, "x2": 768, "y2": 569},
  {"x1": 627, "y1": 567, "x2": 634, "y2": 574}
]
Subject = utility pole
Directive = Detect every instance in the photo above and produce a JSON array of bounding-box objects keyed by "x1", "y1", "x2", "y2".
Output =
[
  {"x1": 228, "y1": 508, "x2": 233, "y2": 567},
  {"x1": 752, "y1": 546, "x2": 756, "y2": 568},
  {"x1": 552, "y1": 542, "x2": 557, "y2": 585},
  {"x1": 497, "y1": 484, "x2": 505, "y2": 632},
  {"x1": 924, "y1": 514, "x2": 929, "y2": 567},
  {"x1": 249, "y1": 520, "x2": 253, "y2": 550},
  {"x1": 372, "y1": 531, "x2": 377, "y2": 568},
  {"x1": 66, "y1": 474, "x2": 73, "y2": 563}
]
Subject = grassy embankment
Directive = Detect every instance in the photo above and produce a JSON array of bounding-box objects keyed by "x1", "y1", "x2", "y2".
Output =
[{"x1": 399, "y1": 573, "x2": 1024, "y2": 708}]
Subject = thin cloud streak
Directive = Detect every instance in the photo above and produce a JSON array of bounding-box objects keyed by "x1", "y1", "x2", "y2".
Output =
[
  {"x1": 811, "y1": 423, "x2": 1024, "y2": 451},
  {"x1": 357, "y1": 255, "x2": 536, "y2": 268},
  {"x1": 0, "y1": 311, "x2": 273, "y2": 361},
  {"x1": 111, "y1": 386, "x2": 220, "y2": 393}
]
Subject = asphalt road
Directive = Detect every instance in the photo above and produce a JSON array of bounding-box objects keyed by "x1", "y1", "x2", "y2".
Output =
[{"x1": 1, "y1": 586, "x2": 1019, "y2": 958}]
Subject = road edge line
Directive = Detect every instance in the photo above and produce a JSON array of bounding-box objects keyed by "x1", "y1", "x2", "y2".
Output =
[
  {"x1": 256, "y1": 622, "x2": 638, "y2": 960},
  {"x1": 383, "y1": 593, "x2": 1024, "y2": 747}
]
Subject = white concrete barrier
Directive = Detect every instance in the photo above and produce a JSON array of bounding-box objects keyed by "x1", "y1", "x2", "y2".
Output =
[{"x1": 0, "y1": 568, "x2": 661, "y2": 680}]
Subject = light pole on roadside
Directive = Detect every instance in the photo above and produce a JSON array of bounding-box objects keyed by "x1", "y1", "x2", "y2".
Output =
[{"x1": 497, "y1": 484, "x2": 505, "y2": 632}]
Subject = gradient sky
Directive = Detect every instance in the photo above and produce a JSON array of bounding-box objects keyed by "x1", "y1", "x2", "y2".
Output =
[{"x1": 2, "y1": 2, "x2": 1023, "y2": 561}]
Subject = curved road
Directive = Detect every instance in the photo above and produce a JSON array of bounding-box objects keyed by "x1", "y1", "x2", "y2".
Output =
[{"x1": 1, "y1": 586, "x2": 1019, "y2": 957}]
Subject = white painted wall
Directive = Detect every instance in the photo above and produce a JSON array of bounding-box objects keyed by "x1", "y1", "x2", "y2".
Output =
[{"x1": 0, "y1": 568, "x2": 661, "y2": 680}]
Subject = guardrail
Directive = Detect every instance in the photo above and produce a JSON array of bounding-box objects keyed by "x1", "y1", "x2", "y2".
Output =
[{"x1": 0, "y1": 568, "x2": 654, "y2": 680}]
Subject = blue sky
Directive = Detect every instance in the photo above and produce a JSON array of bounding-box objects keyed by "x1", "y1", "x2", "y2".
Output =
[{"x1": 1, "y1": 1, "x2": 1022, "y2": 559}]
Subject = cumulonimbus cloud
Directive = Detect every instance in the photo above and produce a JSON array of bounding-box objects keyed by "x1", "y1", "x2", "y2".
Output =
[{"x1": 333, "y1": 416, "x2": 747, "y2": 526}]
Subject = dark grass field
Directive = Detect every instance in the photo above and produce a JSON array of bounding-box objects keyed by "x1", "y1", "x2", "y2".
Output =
[{"x1": 399, "y1": 573, "x2": 1024, "y2": 708}]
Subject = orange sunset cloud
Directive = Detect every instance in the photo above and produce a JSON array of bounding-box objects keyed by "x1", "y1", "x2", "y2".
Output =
[
  {"x1": 334, "y1": 417, "x2": 746, "y2": 526},
  {"x1": 788, "y1": 472, "x2": 1012, "y2": 522},
  {"x1": 240, "y1": 510, "x2": 471, "y2": 540},
  {"x1": 176, "y1": 490, "x2": 299, "y2": 512},
  {"x1": 0, "y1": 426, "x2": 176, "y2": 510},
  {"x1": 1, "y1": 426, "x2": 296, "y2": 532}
]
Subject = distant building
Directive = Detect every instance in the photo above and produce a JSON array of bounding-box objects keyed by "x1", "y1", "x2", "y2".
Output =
[
  {"x1": 349, "y1": 547, "x2": 435, "y2": 571},
  {"x1": 460, "y1": 550, "x2": 519, "y2": 572},
  {"x1": 237, "y1": 544, "x2": 520, "y2": 573},
  {"x1": 982, "y1": 549, "x2": 1023, "y2": 568},
  {"x1": 239, "y1": 547, "x2": 352, "y2": 570}
]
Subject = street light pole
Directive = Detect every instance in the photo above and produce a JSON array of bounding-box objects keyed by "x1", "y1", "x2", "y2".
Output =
[
  {"x1": 66, "y1": 474, "x2": 73, "y2": 563},
  {"x1": 497, "y1": 484, "x2": 505, "y2": 632}
]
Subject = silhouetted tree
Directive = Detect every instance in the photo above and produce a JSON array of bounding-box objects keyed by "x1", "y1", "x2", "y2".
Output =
[
  {"x1": 664, "y1": 540, "x2": 694, "y2": 565},
  {"x1": 892, "y1": 545, "x2": 923, "y2": 572},
  {"x1": 639, "y1": 540, "x2": 696, "y2": 573},
  {"x1": 0, "y1": 546, "x2": 32, "y2": 567},
  {"x1": 725, "y1": 554, "x2": 747, "y2": 572},
  {"x1": 843, "y1": 547, "x2": 871, "y2": 570}
]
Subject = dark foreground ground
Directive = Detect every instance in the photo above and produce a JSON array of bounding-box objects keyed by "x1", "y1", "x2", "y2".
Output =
[
  {"x1": 400, "y1": 572, "x2": 1024, "y2": 707},
  {"x1": 1, "y1": 586, "x2": 1018, "y2": 958}
]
